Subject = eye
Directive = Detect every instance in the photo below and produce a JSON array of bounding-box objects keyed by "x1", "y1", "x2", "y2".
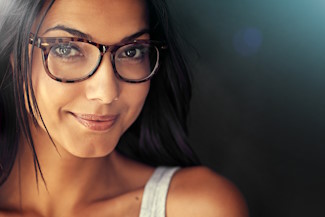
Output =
[
  {"x1": 118, "y1": 44, "x2": 148, "y2": 60},
  {"x1": 51, "y1": 43, "x2": 83, "y2": 59},
  {"x1": 124, "y1": 48, "x2": 141, "y2": 58}
]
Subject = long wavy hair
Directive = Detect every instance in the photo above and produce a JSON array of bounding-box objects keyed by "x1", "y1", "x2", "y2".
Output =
[{"x1": 0, "y1": 0, "x2": 200, "y2": 186}]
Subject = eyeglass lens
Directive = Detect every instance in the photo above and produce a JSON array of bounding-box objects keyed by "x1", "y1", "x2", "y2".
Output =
[{"x1": 46, "y1": 41, "x2": 159, "y2": 81}]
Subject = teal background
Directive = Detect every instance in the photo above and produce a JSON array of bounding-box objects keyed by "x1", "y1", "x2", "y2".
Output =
[{"x1": 167, "y1": 0, "x2": 325, "y2": 216}]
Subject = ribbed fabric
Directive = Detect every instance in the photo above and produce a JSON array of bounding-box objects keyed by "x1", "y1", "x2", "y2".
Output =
[{"x1": 139, "y1": 167, "x2": 180, "y2": 217}]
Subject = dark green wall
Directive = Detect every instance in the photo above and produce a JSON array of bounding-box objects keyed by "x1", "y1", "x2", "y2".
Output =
[{"x1": 167, "y1": 1, "x2": 325, "y2": 216}]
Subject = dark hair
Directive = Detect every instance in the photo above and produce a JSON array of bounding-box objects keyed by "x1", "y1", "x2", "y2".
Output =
[{"x1": 0, "y1": 0, "x2": 200, "y2": 186}]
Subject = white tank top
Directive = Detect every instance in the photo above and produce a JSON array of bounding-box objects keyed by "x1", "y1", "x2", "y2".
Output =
[{"x1": 139, "y1": 167, "x2": 180, "y2": 217}]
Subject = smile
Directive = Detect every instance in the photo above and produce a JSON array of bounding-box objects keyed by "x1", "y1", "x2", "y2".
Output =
[{"x1": 71, "y1": 113, "x2": 119, "y2": 131}]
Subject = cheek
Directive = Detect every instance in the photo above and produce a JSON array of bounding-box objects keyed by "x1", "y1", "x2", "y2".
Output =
[
  {"x1": 31, "y1": 49, "x2": 77, "y2": 120},
  {"x1": 121, "y1": 82, "x2": 150, "y2": 128},
  {"x1": 129, "y1": 83, "x2": 150, "y2": 106}
]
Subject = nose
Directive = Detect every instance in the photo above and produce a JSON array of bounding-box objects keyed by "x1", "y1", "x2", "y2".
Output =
[{"x1": 85, "y1": 54, "x2": 119, "y2": 104}]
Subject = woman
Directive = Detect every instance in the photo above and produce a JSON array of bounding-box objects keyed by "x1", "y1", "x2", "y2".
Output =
[{"x1": 0, "y1": 0, "x2": 248, "y2": 216}]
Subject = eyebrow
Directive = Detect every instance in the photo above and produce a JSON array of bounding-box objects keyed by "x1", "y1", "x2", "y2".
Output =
[{"x1": 43, "y1": 25, "x2": 150, "y2": 43}]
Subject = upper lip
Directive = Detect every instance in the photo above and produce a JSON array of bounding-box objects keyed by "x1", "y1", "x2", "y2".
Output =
[{"x1": 72, "y1": 113, "x2": 118, "y2": 121}]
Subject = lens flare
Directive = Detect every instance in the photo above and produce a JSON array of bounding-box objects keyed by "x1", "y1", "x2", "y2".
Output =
[{"x1": 233, "y1": 27, "x2": 263, "y2": 57}]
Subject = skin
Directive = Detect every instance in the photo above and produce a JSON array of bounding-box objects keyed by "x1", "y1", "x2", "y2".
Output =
[
  {"x1": 30, "y1": 0, "x2": 151, "y2": 159},
  {"x1": 0, "y1": 0, "x2": 249, "y2": 216}
]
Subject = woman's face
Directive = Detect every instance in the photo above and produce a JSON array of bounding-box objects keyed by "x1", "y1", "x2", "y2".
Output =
[{"x1": 30, "y1": 0, "x2": 150, "y2": 158}]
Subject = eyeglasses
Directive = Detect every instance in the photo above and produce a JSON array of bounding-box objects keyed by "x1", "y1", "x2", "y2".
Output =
[{"x1": 29, "y1": 33, "x2": 166, "y2": 83}]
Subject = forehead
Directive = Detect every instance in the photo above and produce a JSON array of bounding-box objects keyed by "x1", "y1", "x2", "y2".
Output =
[{"x1": 37, "y1": 0, "x2": 148, "y2": 43}]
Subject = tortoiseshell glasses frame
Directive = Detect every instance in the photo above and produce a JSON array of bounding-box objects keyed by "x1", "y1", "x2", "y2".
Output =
[{"x1": 29, "y1": 33, "x2": 167, "y2": 83}]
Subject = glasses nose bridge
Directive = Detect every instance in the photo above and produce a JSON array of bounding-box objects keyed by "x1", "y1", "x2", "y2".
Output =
[
  {"x1": 97, "y1": 44, "x2": 116, "y2": 70},
  {"x1": 100, "y1": 44, "x2": 115, "y2": 56},
  {"x1": 95, "y1": 44, "x2": 117, "y2": 78}
]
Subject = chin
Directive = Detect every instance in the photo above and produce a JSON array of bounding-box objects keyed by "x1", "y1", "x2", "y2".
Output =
[
  {"x1": 70, "y1": 146, "x2": 115, "y2": 159},
  {"x1": 61, "y1": 138, "x2": 118, "y2": 159}
]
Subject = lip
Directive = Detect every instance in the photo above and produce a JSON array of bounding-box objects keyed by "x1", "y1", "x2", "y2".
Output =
[{"x1": 71, "y1": 113, "x2": 119, "y2": 131}]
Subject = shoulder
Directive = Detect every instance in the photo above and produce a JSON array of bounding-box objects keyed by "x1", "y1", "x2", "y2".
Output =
[{"x1": 166, "y1": 166, "x2": 249, "y2": 217}]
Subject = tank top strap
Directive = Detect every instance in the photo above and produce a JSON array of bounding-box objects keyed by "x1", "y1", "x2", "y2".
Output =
[{"x1": 139, "y1": 166, "x2": 180, "y2": 217}]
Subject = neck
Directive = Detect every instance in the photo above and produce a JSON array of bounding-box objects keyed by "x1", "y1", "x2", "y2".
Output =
[{"x1": 0, "y1": 127, "x2": 128, "y2": 216}]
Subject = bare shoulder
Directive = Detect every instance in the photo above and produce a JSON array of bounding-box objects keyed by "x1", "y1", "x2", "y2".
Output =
[{"x1": 167, "y1": 166, "x2": 249, "y2": 217}]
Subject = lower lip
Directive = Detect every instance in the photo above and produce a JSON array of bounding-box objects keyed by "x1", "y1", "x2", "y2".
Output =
[{"x1": 72, "y1": 114, "x2": 118, "y2": 131}]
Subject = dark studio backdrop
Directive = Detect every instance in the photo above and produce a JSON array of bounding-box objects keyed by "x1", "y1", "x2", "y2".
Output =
[
  {"x1": 0, "y1": 1, "x2": 324, "y2": 217},
  {"x1": 166, "y1": 0, "x2": 325, "y2": 217}
]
